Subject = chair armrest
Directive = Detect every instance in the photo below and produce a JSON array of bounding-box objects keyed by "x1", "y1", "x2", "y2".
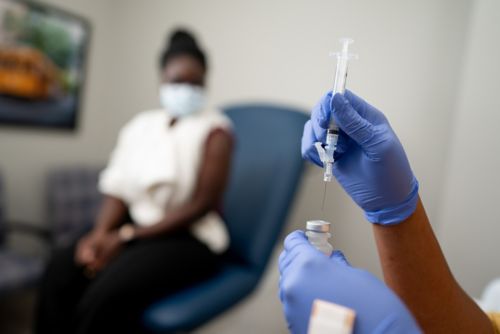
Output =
[{"x1": 6, "y1": 222, "x2": 53, "y2": 243}]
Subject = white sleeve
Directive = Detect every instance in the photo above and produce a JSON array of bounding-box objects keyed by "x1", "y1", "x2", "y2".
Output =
[{"x1": 98, "y1": 117, "x2": 137, "y2": 202}]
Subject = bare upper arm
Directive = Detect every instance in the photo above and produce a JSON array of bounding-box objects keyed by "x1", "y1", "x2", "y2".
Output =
[{"x1": 192, "y1": 128, "x2": 234, "y2": 207}]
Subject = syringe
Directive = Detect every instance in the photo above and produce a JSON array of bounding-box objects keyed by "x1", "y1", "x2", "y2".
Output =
[{"x1": 322, "y1": 38, "x2": 357, "y2": 182}]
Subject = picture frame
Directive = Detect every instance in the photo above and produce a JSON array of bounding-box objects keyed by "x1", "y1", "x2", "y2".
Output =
[{"x1": 0, "y1": 0, "x2": 90, "y2": 130}]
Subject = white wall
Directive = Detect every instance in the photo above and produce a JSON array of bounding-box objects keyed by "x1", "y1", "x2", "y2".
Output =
[{"x1": 438, "y1": 0, "x2": 500, "y2": 298}]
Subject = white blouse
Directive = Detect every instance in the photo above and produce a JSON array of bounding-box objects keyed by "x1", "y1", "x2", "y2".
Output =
[{"x1": 98, "y1": 109, "x2": 232, "y2": 253}]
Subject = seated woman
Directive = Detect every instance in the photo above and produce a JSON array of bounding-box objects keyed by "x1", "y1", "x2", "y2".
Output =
[{"x1": 35, "y1": 29, "x2": 234, "y2": 334}]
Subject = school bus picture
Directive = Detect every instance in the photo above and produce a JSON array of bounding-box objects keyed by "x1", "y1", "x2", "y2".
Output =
[{"x1": 0, "y1": 46, "x2": 61, "y2": 100}]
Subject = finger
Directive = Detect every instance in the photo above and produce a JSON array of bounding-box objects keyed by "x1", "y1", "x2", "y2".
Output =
[
  {"x1": 331, "y1": 93, "x2": 374, "y2": 147},
  {"x1": 81, "y1": 248, "x2": 95, "y2": 263},
  {"x1": 330, "y1": 250, "x2": 351, "y2": 267},
  {"x1": 284, "y1": 230, "x2": 311, "y2": 254},
  {"x1": 343, "y1": 90, "x2": 366, "y2": 113},
  {"x1": 92, "y1": 258, "x2": 106, "y2": 272},
  {"x1": 278, "y1": 276, "x2": 284, "y2": 302},
  {"x1": 311, "y1": 92, "x2": 333, "y2": 130},
  {"x1": 344, "y1": 90, "x2": 387, "y2": 124},
  {"x1": 280, "y1": 251, "x2": 302, "y2": 277},
  {"x1": 86, "y1": 262, "x2": 98, "y2": 273},
  {"x1": 278, "y1": 250, "x2": 288, "y2": 274},
  {"x1": 279, "y1": 247, "x2": 303, "y2": 275},
  {"x1": 87, "y1": 249, "x2": 106, "y2": 272},
  {"x1": 301, "y1": 121, "x2": 323, "y2": 167},
  {"x1": 311, "y1": 95, "x2": 331, "y2": 142},
  {"x1": 333, "y1": 128, "x2": 351, "y2": 158}
]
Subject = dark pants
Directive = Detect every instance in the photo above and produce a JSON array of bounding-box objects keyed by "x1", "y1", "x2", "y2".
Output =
[{"x1": 35, "y1": 231, "x2": 220, "y2": 334}]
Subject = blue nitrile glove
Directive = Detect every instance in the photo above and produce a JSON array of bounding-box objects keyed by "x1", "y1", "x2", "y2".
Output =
[
  {"x1": 302, "y1": 90, "x2": 419, "y2": 225},
  {"x1": 279, "y1": 231, "x2": 421, "y2": 334}
]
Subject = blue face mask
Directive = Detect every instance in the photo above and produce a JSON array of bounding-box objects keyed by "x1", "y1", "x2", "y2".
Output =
[{"x1": 159, "y1": 83, "x2": 206, "y2": 117}]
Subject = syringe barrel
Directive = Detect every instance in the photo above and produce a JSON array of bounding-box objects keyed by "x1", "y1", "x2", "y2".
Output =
[
  {"x1": 329, "y1": 39, "x2": 355, "y2": 129},
  {"x1": 329, "y1": 57, "x2": 349, "y2": 129},
  {"x1": 332, "y1": 55, "x2": 349, "y2": 96}
]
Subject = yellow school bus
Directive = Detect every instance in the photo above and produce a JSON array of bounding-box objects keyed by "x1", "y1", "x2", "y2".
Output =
[{"x1": 0, "y1": 46, "x2": 61, "y2": 100}]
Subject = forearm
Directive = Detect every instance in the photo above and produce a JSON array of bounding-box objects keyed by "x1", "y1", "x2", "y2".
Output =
[
  {"x1": 94, "y1": 195, "x2": 128, "y2": 233},
  {"x1": 373, "y1": 197, "x2": 492, "y2": 333}
]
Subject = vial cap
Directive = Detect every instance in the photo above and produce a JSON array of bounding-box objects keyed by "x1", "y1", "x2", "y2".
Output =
[{"x1": 306, "y1": 220, "x2": 331, "y2": 233}]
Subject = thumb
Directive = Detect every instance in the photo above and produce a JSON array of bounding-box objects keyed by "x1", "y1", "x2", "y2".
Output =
[
  {"x1": 331, "y1": 93, "x2": 374, "y2": 147},
  {"x1": 284, "y1": 230, "x2": 310, "y2": 252},
  {"x1": 330, "y1": 250, "x2": 351, "y2": 267}
]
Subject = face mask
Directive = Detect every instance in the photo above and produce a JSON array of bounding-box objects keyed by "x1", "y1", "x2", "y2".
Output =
[{"x1": 159, "y1": 83, "x2": 205, "y2": 117}]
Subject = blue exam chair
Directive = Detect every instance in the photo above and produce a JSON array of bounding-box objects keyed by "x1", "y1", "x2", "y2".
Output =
[{"x1": 143, "y1": 104, "x2": 308, "y2": 332}]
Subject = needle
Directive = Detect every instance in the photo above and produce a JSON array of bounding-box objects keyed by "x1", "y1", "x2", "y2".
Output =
[{"x1": 321, "y1": 182, "x2": 327, "y2": 211}]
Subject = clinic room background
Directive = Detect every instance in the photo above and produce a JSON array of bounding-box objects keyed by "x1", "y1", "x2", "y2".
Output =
[{"x1": 0, "y1": 0, "x2": 499, "y2": 333}]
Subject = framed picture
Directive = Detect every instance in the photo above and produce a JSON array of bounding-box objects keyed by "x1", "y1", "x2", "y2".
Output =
[{"x1": 0, "y1": 0, "x2": 90, "y2": 130}]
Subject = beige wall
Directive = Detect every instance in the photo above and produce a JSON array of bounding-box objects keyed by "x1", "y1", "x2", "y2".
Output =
[
  {"x1": 438, "y1": 0, "x2": 500, "y2": 297},
  {"x1": 0, "y1": 0, "x2": 472, "y2": 281}
]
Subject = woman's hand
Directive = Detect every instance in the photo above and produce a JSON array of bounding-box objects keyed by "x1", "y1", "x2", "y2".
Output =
[
  {"x1": 75, "y1": 229, "x2": 107, "y2": 267},
  {"x1": 85, "y1": 231, "x2": 123, "y2": 272},
  {"x1": 75, "y1": 229, "x2": 123, "y2": 274}
]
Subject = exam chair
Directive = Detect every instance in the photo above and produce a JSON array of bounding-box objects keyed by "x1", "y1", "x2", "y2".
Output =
[{"x1": 143, "y1": 104, "x2": 308, "y2": 332}]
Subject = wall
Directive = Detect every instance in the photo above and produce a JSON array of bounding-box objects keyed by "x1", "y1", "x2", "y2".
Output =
[
  {"x1": 0, "y1": 0, "x2": 473, "y2": 278},
  {"x1": 438, "y1": 0, "x2": 500, "y2": 297}
]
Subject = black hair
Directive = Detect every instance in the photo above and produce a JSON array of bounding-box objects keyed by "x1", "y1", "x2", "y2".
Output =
[{"x1": 159, "y1": 29, "x2": 207, "y2": 71}]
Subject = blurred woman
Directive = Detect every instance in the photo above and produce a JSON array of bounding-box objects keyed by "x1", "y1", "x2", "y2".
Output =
[{"x1": 35, "y1": 29, "x2": 233, "y2": 334}]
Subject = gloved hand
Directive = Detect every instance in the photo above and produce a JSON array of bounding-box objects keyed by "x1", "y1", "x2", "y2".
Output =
[
  {"x1": 302, "y1": 90, "x2": 419, "y2": 225},
  {"x1": 279, "y1": 231, "x2": 421, "y2": 334}
]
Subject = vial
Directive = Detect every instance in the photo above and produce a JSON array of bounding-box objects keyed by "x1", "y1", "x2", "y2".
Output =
[{"x1": 306, "y1": 220, "x2": 333, "y2": 256}]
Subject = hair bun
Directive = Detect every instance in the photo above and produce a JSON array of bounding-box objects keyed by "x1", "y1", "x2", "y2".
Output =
[
  {"x1": 159, "y1": 28, "x2": 207, "y2": 70},
  {"x1": 168, "y1": 29, "x2": 198, "y2": 50}
]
